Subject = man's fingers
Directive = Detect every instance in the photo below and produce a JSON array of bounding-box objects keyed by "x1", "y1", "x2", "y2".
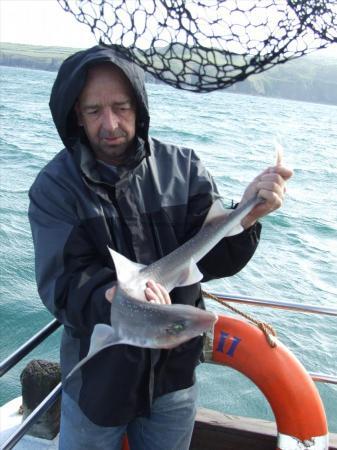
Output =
[
  {"x1": 145, "y1": 280, "x2": 171, "y2": 305},
  {"x1": 268, "y1": 165, "x2": 294, "y2": 181},
  {"x1": 105, "y1": 286, "x2": 116, "y2": 303},
  {"x1": 258, "y1": 172, "x2": 284, "y2": 186},
  {"x1": 257, "y1": 180, "x2": 285, "y2": 198},
  {"x1": 146, "y1": 280, "x2": 164, "y2": 304},
  {"x1": 156, "y1": 283, "x2": 171, "y2": 304},
  {"x1": 253, "y1": 164, "x2": 292, "y2": 185},
  {"x1": 257, "y1": 189, "x2": 283, "y2": 210}
]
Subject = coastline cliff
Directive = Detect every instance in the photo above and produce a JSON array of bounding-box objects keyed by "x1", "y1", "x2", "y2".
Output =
[{"x1": 1, "y1": 42, "x2": 336, "y2": 105}]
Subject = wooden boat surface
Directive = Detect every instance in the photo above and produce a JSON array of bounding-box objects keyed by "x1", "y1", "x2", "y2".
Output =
[
  {"x1": 1, "y1": 398, "x2": 337, "y2": 449},
  {"x1": 191, "y1": 408, "x2": 337, "y2": 450}
]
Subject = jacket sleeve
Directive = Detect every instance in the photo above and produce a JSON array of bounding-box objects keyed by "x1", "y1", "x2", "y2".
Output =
[
  {"x1": 185, "y1": 150, "x2": 261, "y2": 281},
  {"x1": 28, "y1": 173, "x2": 112, "y2": 336}
]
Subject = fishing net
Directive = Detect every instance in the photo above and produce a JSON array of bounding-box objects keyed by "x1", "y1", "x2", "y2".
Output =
[{"x1": 57, "y1": 0, "x2": 337, "y2": 92}]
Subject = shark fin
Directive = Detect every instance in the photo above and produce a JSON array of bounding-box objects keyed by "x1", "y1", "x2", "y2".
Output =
[
  {"x1": 176, "y1": 258, "x2": 204, "y2": 287},
  {"x1": 108, "y1": 246, "x2": 146, "y2": 284},
  {"x1": 66, "y1": 324, "x2": 121, "y2": 380},
  {"x1": 201, "y1": 199, "x2": 243, "y2": 236},
  {"x1": 164, "y1": 258, "x2": 203, "y2": 292}
]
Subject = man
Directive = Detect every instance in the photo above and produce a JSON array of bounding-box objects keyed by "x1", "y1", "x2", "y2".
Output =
[{"x1": 29, "y1": 45, "x2": 292, "y2": 450}]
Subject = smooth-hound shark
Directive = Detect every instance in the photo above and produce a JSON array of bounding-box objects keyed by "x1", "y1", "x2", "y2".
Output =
[{"x1": 66, "y1": 193, "x2": 262, "y2": 378}]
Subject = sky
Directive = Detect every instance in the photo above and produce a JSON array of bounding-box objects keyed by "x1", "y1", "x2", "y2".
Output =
[
  {"x1": 0, "y1": 0, "x2": 336, "y2": 57},
  {"x1": 0, "y1": 0, "x2": 97, "y2": 49}
]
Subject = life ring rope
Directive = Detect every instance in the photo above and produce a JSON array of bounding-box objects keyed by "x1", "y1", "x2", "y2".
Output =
[{"x1": 202, "y1": 289, "x2": 277, "y2": 347}]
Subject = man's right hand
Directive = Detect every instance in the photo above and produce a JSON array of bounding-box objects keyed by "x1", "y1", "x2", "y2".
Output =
[
  {"x1": 105, "y1": 280, "x2": 171, "y2": 304},
  {"x1": 144, "y1": 280, "x2": 171, "y2": 304}
]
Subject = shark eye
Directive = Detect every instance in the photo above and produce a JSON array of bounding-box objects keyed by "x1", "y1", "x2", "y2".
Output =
[{"x1": 166, "y1": 320, "x2": 186, "y2": 335}]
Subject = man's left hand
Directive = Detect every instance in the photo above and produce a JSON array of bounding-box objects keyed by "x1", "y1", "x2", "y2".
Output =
[{"x1": 240, "y1": 163, "x2": 293, "y2": 229}]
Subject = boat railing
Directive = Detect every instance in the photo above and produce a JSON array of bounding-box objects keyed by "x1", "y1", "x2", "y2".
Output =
[
  {"x1": 212, "y1": 292, "x2": 337, "y2": 317},
  {"x1": 0, "y1": 320, "x2": 61, "y2": 378},
  {"x1": 0, "y1": 320, "x2": 62, "y2": 450},
  {"x1": 1, "y1": 292, "x2": 337, "y2": 450},
  {"x1": 0, "y1": 383, "x2": 62, "y2": 450}
]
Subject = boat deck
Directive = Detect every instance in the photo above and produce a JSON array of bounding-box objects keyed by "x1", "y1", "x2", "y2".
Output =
[{"x1": 191, "y1": 408, "x2": 337, "y2": 450}]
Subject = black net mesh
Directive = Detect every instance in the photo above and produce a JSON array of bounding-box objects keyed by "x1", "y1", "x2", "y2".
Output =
[{"x1": 57, "y1": 0, "x2": 337, "y2": 92}]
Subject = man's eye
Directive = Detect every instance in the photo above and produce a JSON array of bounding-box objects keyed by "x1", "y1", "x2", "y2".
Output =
[{"x1": 118, "y1": 106, "x2": 131, "y2": 112}]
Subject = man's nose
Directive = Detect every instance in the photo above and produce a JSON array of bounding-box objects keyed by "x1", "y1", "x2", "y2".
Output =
[{"x1": 102, "y1": 108, "x2": 119, "y2": 130}]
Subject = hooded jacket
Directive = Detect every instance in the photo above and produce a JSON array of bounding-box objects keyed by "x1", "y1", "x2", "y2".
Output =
[{"x1": 29, "y1": 45, "x2": 261, "y2": 426}]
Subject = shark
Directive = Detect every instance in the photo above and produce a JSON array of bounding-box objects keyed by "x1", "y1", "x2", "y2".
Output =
[{"x1": 66, "y1": 193, "x2": 263, "y2": 379}]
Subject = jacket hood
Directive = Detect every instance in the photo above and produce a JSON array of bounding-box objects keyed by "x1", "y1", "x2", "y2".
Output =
[{"x1": 49, "y1": 45, "x2": 150, "y2": 152}]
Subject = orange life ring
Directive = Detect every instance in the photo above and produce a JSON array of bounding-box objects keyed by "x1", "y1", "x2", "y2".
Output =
[
  {"x1": 205, "y1": 315, "x2": 329, "y2": 449},
  {"x1": 121, "y1": 435, "x2": 130, "y2": 450},
  {"x1": 122, "y1": 435, "x2": 130, "y2": 450}
]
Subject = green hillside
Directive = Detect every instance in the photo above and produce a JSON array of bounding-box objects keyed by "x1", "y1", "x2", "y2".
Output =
[
  {"x1": 229, "y1": 54, "x2": 337, "y2": 105},
  {"x1": 0, "y1": 42, "x2": 80, "y2": 71},
  {"x1": 1, "y1": 42, "x2": 336, "y2": 105}
]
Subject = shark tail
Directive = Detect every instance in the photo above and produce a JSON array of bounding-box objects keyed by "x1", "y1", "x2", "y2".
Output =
[{"x1": 66, "y1": 323, "x2": 122, "y2": 380}]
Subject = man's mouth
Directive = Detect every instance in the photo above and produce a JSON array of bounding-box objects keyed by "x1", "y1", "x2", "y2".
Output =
[
  {"x1": 100, "y1": 132, "x2": 127, "y2": 146},
  {"x1": 102, "y1": 136, "x2": 124, "y2": 143},
  {"x1": 100, "y1": 130, "x2": 127, "y2": 142}
]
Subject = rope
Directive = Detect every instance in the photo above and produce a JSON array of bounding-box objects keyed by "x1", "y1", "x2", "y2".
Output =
[{"x1": 202, "y1": 289, "x2": 277, "y2": 348}]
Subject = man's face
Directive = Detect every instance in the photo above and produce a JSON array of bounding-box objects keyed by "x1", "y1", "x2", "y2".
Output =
[{"x1": 76, "y1": 64, "x2": 136, "y2": 165}]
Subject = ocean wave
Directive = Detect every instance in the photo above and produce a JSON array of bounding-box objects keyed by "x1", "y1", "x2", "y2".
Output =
[
  {"x1": 1, "y1": 64, "x2": 336, "y2": 432},
  {"x1": 0, "y1": 187, "x2": 28, "y2": 194}
]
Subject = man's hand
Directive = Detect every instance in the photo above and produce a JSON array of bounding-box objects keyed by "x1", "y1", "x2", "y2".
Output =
[
  {"x1": 240, "y1": 151, "x2": 293, "y2": 229},
  {"x1": 105, "y1": 286, "x2": 116, "y2": 303},
  {"x1": 144, "y1": 280, "x2": 171, "y2": 304},
  {"x1": 105, "y1": 280, "x2": 171, "y2": 304}
]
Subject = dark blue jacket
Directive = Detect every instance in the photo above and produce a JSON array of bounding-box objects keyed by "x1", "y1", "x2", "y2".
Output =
[{"x1": 29, "y1": 45, "x2": 261, "y2": 426}]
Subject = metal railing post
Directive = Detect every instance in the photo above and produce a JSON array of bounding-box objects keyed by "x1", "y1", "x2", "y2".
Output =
[
  {"x1": 0, "y1": 320, "x2": 61, "y2": 378},
  {"x1": 0, "y1": 383, "x2": 62, "y2": 450},
  {"x1": 208, "y1": 292, "x2": 337, "y2": 316}
]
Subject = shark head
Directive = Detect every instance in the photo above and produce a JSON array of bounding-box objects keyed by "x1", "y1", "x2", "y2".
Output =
[
  {"x1": 65, "y1": 286, "x2": 218, "y2": 379},
  {"x1": 109, "y1": 285, "x2": 218, "y2": 349},
  {"x1": 154, "y1": 304, "x2": 218, "y2": 349}
]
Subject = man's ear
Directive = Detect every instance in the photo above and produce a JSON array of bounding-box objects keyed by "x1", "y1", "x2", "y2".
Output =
[{"x1": 74, "y1": 102, "x2": 83, "y2": 126}]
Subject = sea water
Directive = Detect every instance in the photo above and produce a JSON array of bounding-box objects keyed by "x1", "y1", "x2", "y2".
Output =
[{"x1": 0, "y1": 65, "x2": 336, "y2": 432}]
